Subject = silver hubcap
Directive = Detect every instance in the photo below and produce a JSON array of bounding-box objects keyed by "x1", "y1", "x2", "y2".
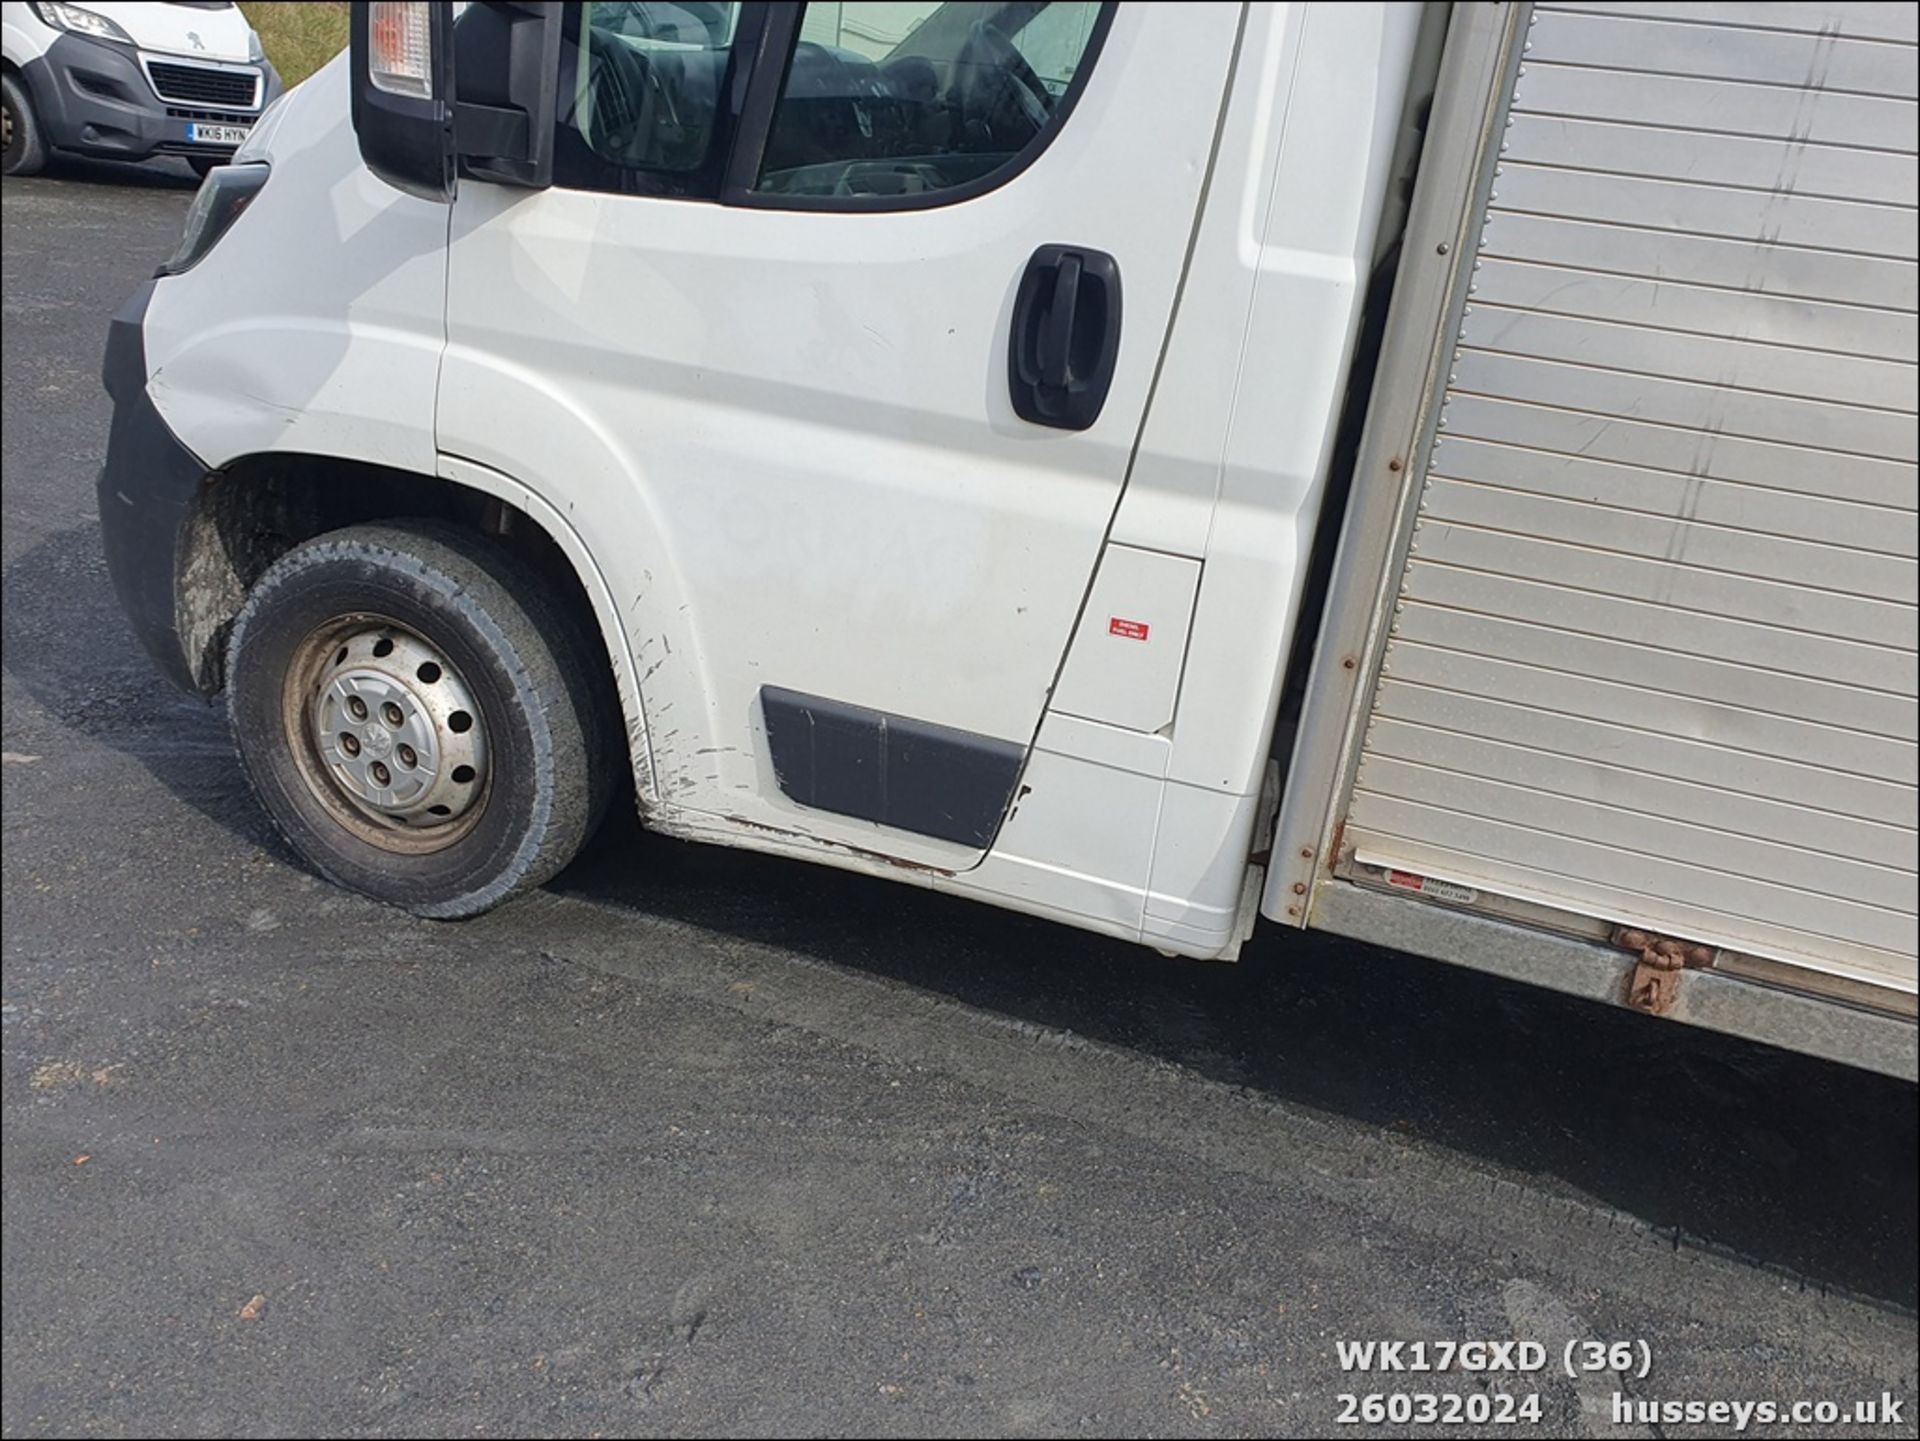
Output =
[{"x1": 309, "y1": 629, "x2": 487, "y2": 826}]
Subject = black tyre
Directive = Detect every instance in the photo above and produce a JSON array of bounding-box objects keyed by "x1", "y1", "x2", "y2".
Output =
[
  {"x1": 227, "y1": 520, "x2": 618, "y2": 918},
  {"x1": 188, "y1": 155, "x2": 221, "y2": 179},
  {"x1": 2, "y1": 72, "x2": 48, "y2": 178}
]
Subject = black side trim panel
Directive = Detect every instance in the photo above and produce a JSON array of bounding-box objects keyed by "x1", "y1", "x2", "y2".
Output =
[
  {"x1": 760, "y1": 687, "x2": 1023, "y2": 849},
  {"x1": 98, "y1": 279, "x2": 210, "y2": 694}
]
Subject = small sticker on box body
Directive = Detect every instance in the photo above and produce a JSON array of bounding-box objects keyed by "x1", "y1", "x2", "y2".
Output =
[{"x1": 1386, "y1": 869, "x2": 1480, "y2": 905}]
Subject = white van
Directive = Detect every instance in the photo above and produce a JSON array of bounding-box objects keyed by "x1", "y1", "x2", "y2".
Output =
[
  {"x1": 97, "y1": 1, "x2": 1918, "y2": 1078},
  {"x1": 2, "y1": 0, "x2": 281, "y2": 175}
]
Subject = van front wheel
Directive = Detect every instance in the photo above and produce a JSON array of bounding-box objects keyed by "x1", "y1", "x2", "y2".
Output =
[
  {"x1": 226, "y1": 521, "x2": 616, "y2": 918},
  {"x1": 2, "y1": 73, "x2": 48, "y2": 177}
]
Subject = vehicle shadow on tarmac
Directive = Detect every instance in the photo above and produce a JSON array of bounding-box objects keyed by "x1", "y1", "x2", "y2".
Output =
[
  {"x1": 7, "y1": 518, "x2": 1917, "y2": 1315},
  {"x1": 558, "y1": 804, "x2": 1920, "y2": 1313}
]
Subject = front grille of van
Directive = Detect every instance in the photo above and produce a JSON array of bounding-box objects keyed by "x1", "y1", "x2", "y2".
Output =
[{"x1": 146, "y1": 61, "x2": 259, "y2": 110}]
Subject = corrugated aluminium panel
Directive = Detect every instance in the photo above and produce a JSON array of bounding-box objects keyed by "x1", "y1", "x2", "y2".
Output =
[
  {"x1": 1439, "y1": 395, "x2": 1917, "y2": 508},
  {"x1": 1543, "y1": 1, "x2": 1920, "y2": 45},
  {"x1": 1418, "y1": 478, "x2": 1918, "y2": 602},
  {"x1": 1459, "y1": 304, "x2": 1916, "y2": 409},
  {"x1": 1363, "y1": 716, "x2": 1916, "y2": 869},
  {"x1": 1354, "y1": 754, "x2": 1912, "y2": 910},
  {"x1": 1528, "y1": 9, "x2": 1919, "y2": 97},
  {"x1": 1427, "y1": 436, "x2": 1920, "y2": 553},
  {"x1": 1480, "y1": 211, "x2": 1915, "y2": 311},
  {"x1": 1408, "y1": 525, "x2": 1914, "y2": 644},
  {"x1": 1500, "y1": 115, "x2": 1920, "y2": 209},
  {"x1": 1349, "y1": 792, "x2": 1915, "y2": 954},
  {"x1": 1343, "y1": 2, "x2": 1920, "y2": 989},
  {"x1": 1448, "y1": 351, "x2": 1916, "y2": 461},
  {"x1": 1372, "y1": 664, "x2": 1917, "y2": 816},
  {"x1": 1493, "y1": 165, "x2": 1919, "y2": 259},
  {"x1": 1540, "y1": 2, "x2": 1918, "y2": 46},
  {"x1": 1400, "y1": 566, "x2": 1917, "y2": 689},
  {"x1": 1507, "y1": 64, "x2": 1916, "y2": 149}
]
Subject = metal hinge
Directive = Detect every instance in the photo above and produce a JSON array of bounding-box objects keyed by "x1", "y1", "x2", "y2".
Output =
[{"x1": 1612, "y1": 927, "x2": 1717, "y2": 1017}]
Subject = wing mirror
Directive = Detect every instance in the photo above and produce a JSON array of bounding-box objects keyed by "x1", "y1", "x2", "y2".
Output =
[{"x1": 350, "y1": 1, "x2": 561, "y2": 203}]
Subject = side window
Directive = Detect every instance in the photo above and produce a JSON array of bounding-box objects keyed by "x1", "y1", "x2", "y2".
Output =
[
  {"x1": 555, "y1": 1, "x2": 742, "y2": 191},
  {"x1": 752, "y1": 1, "x2": 1109, "y2": 204},
  {"x1": 1005, "y1": 1, "x2": 1099, "y2": 97}
]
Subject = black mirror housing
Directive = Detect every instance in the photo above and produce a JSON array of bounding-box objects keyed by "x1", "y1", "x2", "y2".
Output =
[
  {"x1": 454, "y1": 2, "x2": 562, "y2": 190},
  {"x1": 351, "y1": 1, "x2": 561, "y2": 204},
  {"x1": 349, "y1": 2, "x2": 457, "y2": 203}
]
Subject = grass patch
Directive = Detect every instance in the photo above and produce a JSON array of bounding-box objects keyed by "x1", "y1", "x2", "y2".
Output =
[{"x1": 240, "y1": 2, "x2": 350, "y2": 89}]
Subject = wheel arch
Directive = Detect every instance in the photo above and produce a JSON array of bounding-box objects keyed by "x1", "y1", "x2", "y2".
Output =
[{"x1": 174, "y1": 450, "x2": 655, "y2": 805}]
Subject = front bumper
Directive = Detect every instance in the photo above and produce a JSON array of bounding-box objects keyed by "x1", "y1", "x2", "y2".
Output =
[
  {"x1": 19, "y1": 32, "x2": 281, "y2": 165},
  {"x1": 98, "y1": 279, "x2": 209, "y2": 694}
]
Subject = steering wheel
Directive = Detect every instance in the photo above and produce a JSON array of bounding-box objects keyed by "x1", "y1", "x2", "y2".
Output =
[
  {"x1": 588, "y1": 38, "x2": 680, "y2": 163},
  {"x1": 950, "y1": 21, "x2": 1052, "y2": 149}
]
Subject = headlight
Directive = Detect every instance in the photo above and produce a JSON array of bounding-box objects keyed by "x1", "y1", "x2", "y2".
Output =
[
  {"x1": 29, "y1": 1, "x2": 134, "y2": 45},
  {"x1": 248, "y1": 27, "x2": 265, "y2": 62},
  {"x1": 159, "y1": 163, "x2": 270, "y2": 276}
]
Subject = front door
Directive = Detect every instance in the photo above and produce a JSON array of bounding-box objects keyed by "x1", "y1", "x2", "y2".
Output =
[{"x1": 438, "y1": 0, "x2": 1241, "y2": 866}]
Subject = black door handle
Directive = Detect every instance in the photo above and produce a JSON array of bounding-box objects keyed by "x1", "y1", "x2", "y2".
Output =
[
  {"x1": 1041, "y1": 252, "x2": 1082, "y2": 389},
  {"x1": 1009, "y1": 244, "x2": 1121, "y2": 430}
]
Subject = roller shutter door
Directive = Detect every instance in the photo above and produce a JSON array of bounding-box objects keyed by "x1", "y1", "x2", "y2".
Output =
[{"x1": 1342, "y1": 1, "x2": 1918, "y2": 994}]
